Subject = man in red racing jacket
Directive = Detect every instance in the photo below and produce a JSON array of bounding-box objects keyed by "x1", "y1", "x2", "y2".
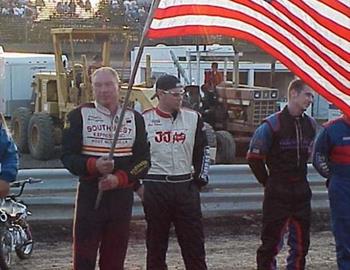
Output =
[
  {"x1": 312, "y1": 113, "x2": 350, "y2": 270},
  {"x1": 61, "y1": 67, "x2": 150, "y2": 270}
]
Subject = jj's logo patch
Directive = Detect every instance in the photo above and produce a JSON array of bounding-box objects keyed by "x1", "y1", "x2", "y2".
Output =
[{"x1": 155, "y1": 131, "x2": 186, "y2": 144}]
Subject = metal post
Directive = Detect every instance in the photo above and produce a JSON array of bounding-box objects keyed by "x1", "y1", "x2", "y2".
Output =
[
  {"x1": 270, "y1": 61, "x2": 276, "y2": 88},
  {"x1": 187, "y1": 51, "x2": 192, "y2": 84},
  {"x1": 121, "y1": 37, "x2": 130, "y2": 82},
  {"x1": 196, "y1": 44, "x2": 200, "y2": 85},
  {"x1": 234, "y1": 51, "x2": 239, "y2": 88},
  {"x1": 145, "y1": 54, "x2": 152, "y2": 87},
  {"x1": 224, "y1": 57, "x2": 228, "y2": 82},
  {"x1": 94, "y1": 0, "x2": 161, "y2": 209},
  {"x1": 248, "y1": 69, "x2": 255, "y2": 86}
]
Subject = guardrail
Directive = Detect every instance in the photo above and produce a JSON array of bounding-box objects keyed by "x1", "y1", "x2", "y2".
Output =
[{"x1": 15, "y1": 165, "x2": 328, "y2": 222}]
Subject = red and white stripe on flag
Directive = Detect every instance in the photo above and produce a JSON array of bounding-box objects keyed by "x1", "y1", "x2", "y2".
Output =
[{"x1": 147, "y1": 0, "x2": 350, "y2": 114}]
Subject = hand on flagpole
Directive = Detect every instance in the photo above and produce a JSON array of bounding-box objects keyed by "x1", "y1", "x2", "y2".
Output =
[
  {"x1": 96, "y1": 156, "x2": 114, "y2": 175},
  {"x1": 98, "y1": 174, "x2": 119, "y2": 191}
]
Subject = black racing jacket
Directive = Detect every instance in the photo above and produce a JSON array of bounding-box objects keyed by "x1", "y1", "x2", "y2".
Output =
[
  {"x1": 265, "y1": 106, "x2": 316, "y2": 179},
  {"x1": 247, "y1": 106, "x2": 316, "y2": 184}
]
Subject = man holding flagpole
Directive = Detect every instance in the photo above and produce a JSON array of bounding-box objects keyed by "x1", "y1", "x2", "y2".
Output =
[{"x1": 61, "y1": 67, "x2": 150, "y2": 270}]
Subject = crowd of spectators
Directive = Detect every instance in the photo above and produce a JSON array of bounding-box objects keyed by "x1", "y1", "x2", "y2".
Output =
[
  {"x1": 0, "y1": 0, "x2": 37, "y2": 18},
  {"x1": 89, "y1": 0, "x2": 151, "y2": 31},
  {"x1": 54, "y1": 0, "x2": 91, "y2": 17},
  {"x1": 0, "y1": 0, "x2": 152, "y2": 32},
  {"x1": 123, "y1": 0, "x2": 150, "y2": 26},
  {"x1": 0, "y1": 0, "x2": 151, "y2": 22}
]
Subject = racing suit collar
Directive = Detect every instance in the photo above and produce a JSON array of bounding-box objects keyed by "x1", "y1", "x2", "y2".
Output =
[
  {"x1": 283, "y1": 105, "x2": 305, "y2": 120},
  {"x1": 155, "y1": 107, "x2": 179, "y2": 119},
  {"x1": 94, "y1": 101, "x2": 119, "y2": 116}
]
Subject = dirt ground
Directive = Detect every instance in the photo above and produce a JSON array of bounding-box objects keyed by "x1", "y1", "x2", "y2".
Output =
[{"x1": 7, "y1": 215, "x2": 338, "y2": 270}]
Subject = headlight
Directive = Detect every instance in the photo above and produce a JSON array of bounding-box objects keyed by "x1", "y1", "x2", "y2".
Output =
[
  {"x1": 271, "y1": 90, "x2": 278, "y2": 99},
  {"x1": 254, "y1": 91, "x2": 261, "y2": 99}
]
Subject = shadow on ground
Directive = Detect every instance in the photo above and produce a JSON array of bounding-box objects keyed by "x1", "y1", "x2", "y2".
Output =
[{"x1": 30, "y1": 212, "x2": 332, "y2": 243}]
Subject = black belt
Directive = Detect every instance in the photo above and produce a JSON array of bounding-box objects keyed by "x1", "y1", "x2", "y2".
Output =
[{"x1": 143, "y1": 174, "x2": 193, "y2": 182}]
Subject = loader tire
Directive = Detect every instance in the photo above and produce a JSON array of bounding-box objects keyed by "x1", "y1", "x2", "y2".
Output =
[
  {"x1": 203, "y1": 122, "x2": 216, "y2": 148},
  {"x1": 10, "y1": 107, "x2": 32, "y2": 153},
  {"x1": 215, "y1": 130, "x2": 236, "y2": 164},
  {"x1": 203, "y1": 122, "x2": 217, "y2": 164},
  {"x1": 28, "y1": 113, "x2": 55, "y2": 160}
]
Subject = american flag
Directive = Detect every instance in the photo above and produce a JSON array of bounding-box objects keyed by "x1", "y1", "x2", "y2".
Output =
[{"x1": 146, "y1": 0, "x2": 350, "y2": 114}]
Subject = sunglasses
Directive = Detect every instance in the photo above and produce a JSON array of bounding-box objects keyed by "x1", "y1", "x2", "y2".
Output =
[{"x1": 162, "y1": 89, "x2": 186, "y2": 97}]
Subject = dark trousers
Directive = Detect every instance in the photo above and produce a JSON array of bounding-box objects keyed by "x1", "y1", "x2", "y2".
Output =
[
  {"x1": 328, "y1": 176, "x2": 350, "y2": 270},
  {"x1": 73, "y1": 182, "x2": 133, "y2": 270},
  {"x1": 143, "y1": 181, "x2": 207, "y2": 270},
  {"x1": 257, "y1": 180, "x2": 312, "y2": 270}
]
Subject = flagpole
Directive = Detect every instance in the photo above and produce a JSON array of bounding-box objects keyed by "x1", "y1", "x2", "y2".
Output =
[{"x1": 94, "y1": 0, "x2": 162, "y2": 209}]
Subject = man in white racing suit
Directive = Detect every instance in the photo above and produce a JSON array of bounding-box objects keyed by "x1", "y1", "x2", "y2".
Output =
[{"x1": 137, "y1": 74, "x2": 210, "y2": 270}]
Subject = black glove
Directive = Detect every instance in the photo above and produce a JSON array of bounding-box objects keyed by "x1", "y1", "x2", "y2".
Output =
[{"x1": 194, "y1": 176, "x2": 209, "y2": 188}]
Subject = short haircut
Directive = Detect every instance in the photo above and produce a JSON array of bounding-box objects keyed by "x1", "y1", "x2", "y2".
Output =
[
  {"x1": 288, "y1": 78, "x2": 308, "y2": 98},
  {"x1": 211, "y1": 62, "x2": 218, "y2": 68},
  {"x1": 91, "y1": 66, "x2": 120, "y2": 84}
]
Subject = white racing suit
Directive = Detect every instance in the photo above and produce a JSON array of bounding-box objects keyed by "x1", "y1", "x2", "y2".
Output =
[{"x1": 142, "y1": 107, "x2": 210, "y2": 270}]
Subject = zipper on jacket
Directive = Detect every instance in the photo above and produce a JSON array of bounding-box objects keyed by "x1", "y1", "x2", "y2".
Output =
[
  {"x1": 171, "y1": 116, "x2": 175, "y2": 172},
  {"x1": 295, "y1": 118, "x2": 302, "y2": 168}
]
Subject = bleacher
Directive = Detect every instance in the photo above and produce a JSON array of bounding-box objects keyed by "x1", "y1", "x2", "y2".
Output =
[{"x1": 36, "y1": 0, "x2": 94, "y2": 21}]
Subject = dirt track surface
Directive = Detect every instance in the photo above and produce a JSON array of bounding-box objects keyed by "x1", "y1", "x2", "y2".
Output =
[
  {"x1": 16, "y1": 157, "x2": 337, "y2": 269},
  {"x1": 8, "y1": 216, "x2": 337, "y2": 270}
]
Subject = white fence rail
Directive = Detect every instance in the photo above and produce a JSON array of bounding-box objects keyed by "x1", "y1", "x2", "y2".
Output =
[{"x1": 15, "y1": 165, "x2": 328, "y2": 222}]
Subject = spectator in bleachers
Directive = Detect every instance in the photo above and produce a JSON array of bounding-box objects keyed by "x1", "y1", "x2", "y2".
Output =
[
  {"x1": 24, "y1": 4, "x2": 36, "y2": 17},
  {"x1": 13, "y1": 4, "x2": 25, "y2": 16},
  {"x1": 121, "y1": 0, "x2": 151, "y2": 27},
  {"x1": 84, "y1": 0, "x2": 91, "y2": 11},
  {"x1": 0, "y1": 0, "x2": 36, "y2": 18},
  {"x1": 111, "y1": 0, "x2": 118, "y2": 10},
  {"x1": 137, "y1": 5, "x2": 145, "y2": 23},
  {"x1": 68, "y1": 0, "x2": 75, "y2": 15},
  {"x1": 77, "y1": 0, "x2": 83, "y2": 8},
  {"x1": 123, "y1": 0, "x2": 130, "y2": 13},
  {"x1": 55, "y1": 1, "x2": 63, "y2": 14},
  {"x1": 62, "y1": 2, "x2": 69, "y2": 13}
]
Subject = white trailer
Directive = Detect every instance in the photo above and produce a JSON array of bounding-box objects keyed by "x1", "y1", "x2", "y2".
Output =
[{"x1": 0, "y1": 50, "x2": 58, "y2": 117}]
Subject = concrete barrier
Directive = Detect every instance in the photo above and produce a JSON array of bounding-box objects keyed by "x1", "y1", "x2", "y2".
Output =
[{"x1": 13, "y1": 165, "x2": 328, "y2": 221}]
